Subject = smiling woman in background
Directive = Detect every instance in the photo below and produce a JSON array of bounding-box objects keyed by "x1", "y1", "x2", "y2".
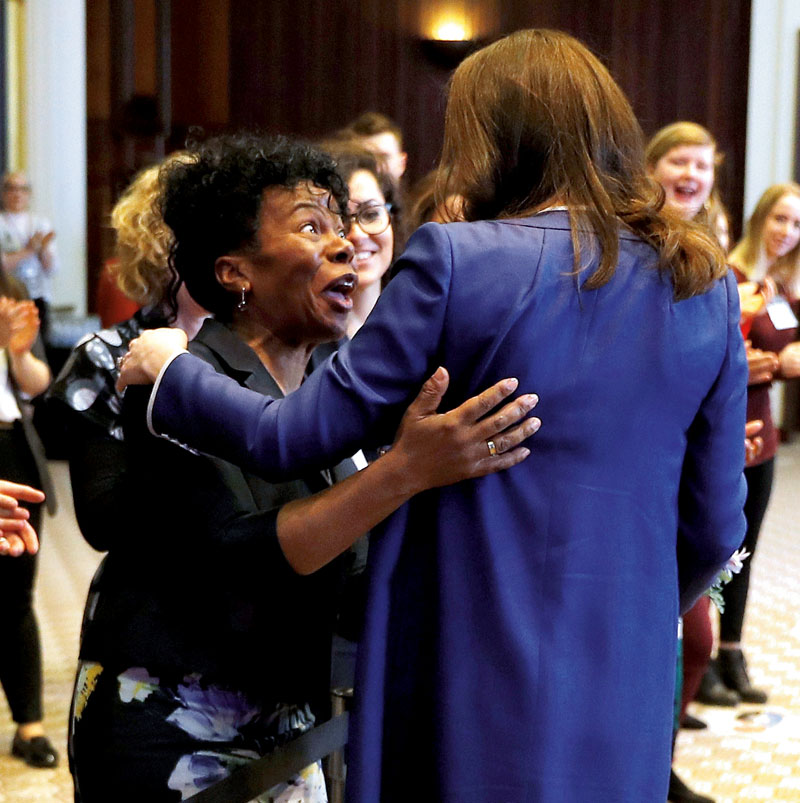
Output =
[
  {"x1": 646, "y1": 122, "x2": 717, "y2": 225},
  {"x1": 722, "y1": 182, "x2": 800, "y2": 703},
  {"x1": 319, "y1": 143, "x2": 399, "y2": 337}
]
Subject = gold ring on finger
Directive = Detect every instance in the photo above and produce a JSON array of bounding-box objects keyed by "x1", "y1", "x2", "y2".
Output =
[{"x1": 487, "y1": 439, "x2": 498, "y2": 457}]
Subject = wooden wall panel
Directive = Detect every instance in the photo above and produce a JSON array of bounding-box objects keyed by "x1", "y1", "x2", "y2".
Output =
[
  {"x1": 171, "y1": 0, "x2": 229, "y2": 129},
  {"x1": 227, "y1": 0, "x2": 751, "y2": 233},
  {"x1": 227, "y1": 0, "x2": 455, "y2": 175},
  {"x1": 86, "y1": 0, "x2": 230, "y2": 310}
]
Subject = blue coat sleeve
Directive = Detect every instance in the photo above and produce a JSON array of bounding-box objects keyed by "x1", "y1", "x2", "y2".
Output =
[
  {"x1": 677, "y1": 270, "x2": 748, "y2": 612},
  {"x1": 149, "y1": 223, "x2": 453, "y2": 480}
]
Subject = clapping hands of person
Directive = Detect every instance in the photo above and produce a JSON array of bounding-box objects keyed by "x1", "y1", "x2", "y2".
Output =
[
  {"x1": 745, "y1": 342, "x2": 780, "y2": 385},
  {"x1": 0, "y1": 297, "x2": 40, "y2": 355},
  {"x1": 778, "y1": 341, "x2": 800, "y2": 378},
  {"x1": 26, "y1": 230, "x2": 55, "y2": 257}
]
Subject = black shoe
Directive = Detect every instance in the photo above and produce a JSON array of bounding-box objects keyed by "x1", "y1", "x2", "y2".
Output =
[
  {"x1": 695, "y1": 660, "x2": 740, "y2": 706},
  {"x1": 668, "y1": 769, "x2": 715, "y2": 803},
  {"x1": 717, "y1": 648, "x2": 768, "y2": 704},
  {"x1": 680, "y1": 712, "x2": 708, "y2": 730},
  {"x1": 11, "y1": 734, "x2": 59, "y2": 768}
]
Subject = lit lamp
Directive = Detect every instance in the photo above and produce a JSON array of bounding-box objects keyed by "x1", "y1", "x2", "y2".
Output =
[{"x1": 420, "y1": 17, "x2": 478, "y2": 68}]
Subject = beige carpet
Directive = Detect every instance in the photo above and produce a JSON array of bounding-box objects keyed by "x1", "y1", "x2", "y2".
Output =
[
  {"x1": 674, "y1": 439, "x2": 800, "y2": 802},
  {"x1": 1, "y1": 441, "x2": 798, "y2": 802},
  {"x1": 0, "y1": 461, "x2": 101, "y2": 802}
]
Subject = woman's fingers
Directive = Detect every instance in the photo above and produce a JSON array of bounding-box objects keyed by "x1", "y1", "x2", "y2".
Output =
[
  {"x1": 471, "y1": 445, "x2": 532, "y2": 477},
  {"x1": 0, "y1": 527, "x2": 37, "y2": 556},
  {"x1": 0, "y1": 514, "x2": 31, "y2": 532},
  {"x1": 392, "y1": 372, "x2": 541, "y2": 488},
  {"x1": 450, "y1": 377, "x2": 521, "y2": 424},
  {"x1": 404, "y1": 367, "x2": 450, "y2": 418},
  {"x1": 0, "y1": 480, "x2": 45, "y2": 506},
  {"x1": 18, "y1": 521, "x2": 39, "y2": 554},
  {"x1": 744, "y1": 420, "x2": 764, "y2": 439},
  {"x1": 116, "y1": 328, "x2": 189, "y2": 391},
  {"x1": 485, "y1": 413, "x2": 541, "y2": 456},
  {"x1": 476, "y1": 393, "x2": 540, "y2": 444}
]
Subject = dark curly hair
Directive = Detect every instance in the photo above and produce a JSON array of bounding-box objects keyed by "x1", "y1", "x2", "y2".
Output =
[{"x1": 159, "y1": 133, "x2": 349, "y2": 321}]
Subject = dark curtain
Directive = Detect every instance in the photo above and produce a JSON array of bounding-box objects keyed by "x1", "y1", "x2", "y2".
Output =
[{"x1": 227, "y1": 0, "x2": 751, "y2": 235}]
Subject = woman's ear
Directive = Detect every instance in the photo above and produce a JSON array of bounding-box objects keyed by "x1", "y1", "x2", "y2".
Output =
[{"x1": 215, "y1": 255, "x2": 250, "y2": 295}]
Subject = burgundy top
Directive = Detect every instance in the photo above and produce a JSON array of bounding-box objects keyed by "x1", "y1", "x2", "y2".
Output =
[{"x1": 735, "y1": 268, "x2": 799, "y2": 465}]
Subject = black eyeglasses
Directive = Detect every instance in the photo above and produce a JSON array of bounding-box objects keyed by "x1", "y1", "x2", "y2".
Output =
[{"x1": 348, "y1": 203, "x2": 393, "y2": 235}]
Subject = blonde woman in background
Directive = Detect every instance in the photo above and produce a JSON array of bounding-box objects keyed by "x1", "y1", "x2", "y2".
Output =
[
  {"x1": 730, "y1": 183, "x2": 800, "y2": 298},
  {"x1": 646, "y1": 122, "x2": 718, "y2": 226},
  {"x1": 721, "y1": 183, "x2": 800, "y2": 699},
  {"x1": 48, "y1": 157, "x2": 208, "y2": 549}
]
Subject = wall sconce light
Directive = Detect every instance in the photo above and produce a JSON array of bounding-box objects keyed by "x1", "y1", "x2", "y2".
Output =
[{"x1": 420, "y1": 14, "x2": 479, "y2": 69}]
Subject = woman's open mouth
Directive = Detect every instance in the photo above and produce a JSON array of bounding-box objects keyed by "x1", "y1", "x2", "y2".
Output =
[
  {"x1": 321, "y1": 273, "x2": 358, "y2": 311},
  {"x1": 673, "y1": 184, "x2": 699, "y2": 202}
]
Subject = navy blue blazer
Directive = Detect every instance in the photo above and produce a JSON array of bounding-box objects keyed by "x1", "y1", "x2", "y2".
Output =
[{"x1": 149, "y1": 211, "x2": 747, "y2": 802}]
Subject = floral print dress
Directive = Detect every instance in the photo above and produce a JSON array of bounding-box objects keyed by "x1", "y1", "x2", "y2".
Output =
[{"x1": 71, "y1": 664, "x2": 326, "y2": 802}]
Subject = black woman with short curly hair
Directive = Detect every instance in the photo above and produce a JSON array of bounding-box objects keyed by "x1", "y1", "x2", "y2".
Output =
[{"x1": 68, "y1": 133, "x2": 538, "y2": 802}]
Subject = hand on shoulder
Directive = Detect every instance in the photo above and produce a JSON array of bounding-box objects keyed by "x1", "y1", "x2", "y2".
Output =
[{"x1": 116, "y1": 328, "x2": 189, "y2": 391}]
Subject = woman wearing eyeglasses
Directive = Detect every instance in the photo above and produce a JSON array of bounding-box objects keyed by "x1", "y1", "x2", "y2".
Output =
[{"x1": 321, "y1": 143, "x2": 399, "y2": 337}]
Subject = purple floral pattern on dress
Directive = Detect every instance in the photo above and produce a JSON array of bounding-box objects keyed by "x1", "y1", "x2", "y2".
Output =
[
  {"x1": 167, "y1": 749, "x2": 259, "y2": 799},
  {"x1": 106, "y1": 668, "x2": 326, "y2": 801},
  {"x1": 166, "y1": 674, "x2": 261, "y2": 741}
]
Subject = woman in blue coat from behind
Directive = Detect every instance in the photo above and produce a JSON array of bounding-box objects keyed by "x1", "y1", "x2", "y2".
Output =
[{"x1": 121, "y1": 29, "x2": 747, "y2": 803}]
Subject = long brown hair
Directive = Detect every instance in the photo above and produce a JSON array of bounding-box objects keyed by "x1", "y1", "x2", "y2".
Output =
[
  {"x1": 729, "y1": 182, "x2": 800, "y2": 296},
  {"x1": 437, "y1": 29, "x2": 725, "y2": 300}
]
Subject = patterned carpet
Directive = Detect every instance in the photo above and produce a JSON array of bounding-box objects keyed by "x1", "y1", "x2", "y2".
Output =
[
  {"x1": 674, "y1": 439, "x2": 800, "y2": 802},
  {"x1": 0, "y1": 442, "x2": 798, "y2": 802},
  {"x1": 0, "y1": 460, "x2": 102, "y2": 802}
]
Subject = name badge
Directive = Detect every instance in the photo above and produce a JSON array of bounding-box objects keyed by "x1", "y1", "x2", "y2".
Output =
[{"x1": 766, "y1": 297, "x2": 798, "y2": 330}]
